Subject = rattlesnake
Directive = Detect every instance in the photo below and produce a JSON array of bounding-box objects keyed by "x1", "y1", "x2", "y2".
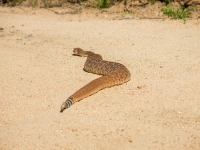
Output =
[{"x1": 60, "y1": 48, "x2": 131, "y2": 112}]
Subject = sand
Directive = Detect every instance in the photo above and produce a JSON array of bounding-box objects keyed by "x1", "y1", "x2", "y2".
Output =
[{"x1": 0, "y1": 7, "x2": 200, "y2": 150}]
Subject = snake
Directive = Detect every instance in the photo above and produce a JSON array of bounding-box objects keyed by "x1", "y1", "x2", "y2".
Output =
[{"x1": 60, "y1": 48, "x2": 131, "y2": 112}]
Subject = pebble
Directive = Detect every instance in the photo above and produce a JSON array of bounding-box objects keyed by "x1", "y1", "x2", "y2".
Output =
[
  {"x1": 0, "y1": 27, "x2": 4, "y2": 30},
  {"x1": 124, "y1": 15, "x2": 133, "y2": 19},
  {"x1": 26, "y1": 34, "x2": 33, "y2": 38}
]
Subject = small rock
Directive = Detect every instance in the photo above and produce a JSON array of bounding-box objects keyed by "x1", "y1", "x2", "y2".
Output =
[
  {"x1": 124, "y1": 15, "x2": 133, "y2": 19},
  {"x1": 0, "y1": 27, "x2": 4, "y2": 30},
  {"x1": 101, "y1": 9, "x2": 108, "y2": 12},
  {"x1": 26, "y1": 34, "x2": 32, "y2": 38}
]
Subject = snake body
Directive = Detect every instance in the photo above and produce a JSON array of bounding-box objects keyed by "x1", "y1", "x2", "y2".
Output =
[{"x1": 60, "y1": 48, "x2": 131, "y2": 112}]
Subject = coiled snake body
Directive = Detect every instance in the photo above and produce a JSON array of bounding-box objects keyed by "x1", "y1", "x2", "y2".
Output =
[{"x1": 60, "y1": 48, "x2": 131, "y2": 112}]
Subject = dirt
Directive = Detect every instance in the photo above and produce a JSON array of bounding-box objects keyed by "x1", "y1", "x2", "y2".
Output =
[{"x1": 0, "y1": 6, "x2": 200, "y2": 150}]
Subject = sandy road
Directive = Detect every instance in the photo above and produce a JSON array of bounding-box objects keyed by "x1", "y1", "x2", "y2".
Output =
[{"x1": 0, "y1": 7, "x2": 200, "y2": 150}]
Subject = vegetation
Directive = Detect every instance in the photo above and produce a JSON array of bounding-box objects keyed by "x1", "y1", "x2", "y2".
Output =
[
  {"x1": 7, "y1": 0, "x2": 20, "y2": 6},
  {"x1": 42, "y1": 0, "x2": 52, "y2": 8},
  {"x1": 96, "y1": 0, "x2": 110, "y2": 8},
  {"x1": 162, "y1": 6, "x2": 192, "y2": 20},
  {"x1": 0, "y1": 0, "x2": 195, "y2": 20},
  {"x1": 29, "y1": 0, "x2": 38, "y2": 7},
  {"x1": 150, "y1": 0, "x2": 156, "y2": 4}
]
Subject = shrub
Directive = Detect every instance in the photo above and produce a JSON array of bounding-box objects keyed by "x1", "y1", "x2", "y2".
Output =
[
  {"x1": 161, "y1": 5, "x2": 192, "y2": 21},
  {"x1": 96, "y1": 0, "x2": 110, "y2": 8}
]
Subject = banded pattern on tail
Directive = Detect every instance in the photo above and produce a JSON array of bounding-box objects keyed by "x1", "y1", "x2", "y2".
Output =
[
  {"x1": 60, "y1": 48, "x2": 131, "y2": 112},
  {"x1": 60, "y1": 98, "x2": 74, "y2": 113}
]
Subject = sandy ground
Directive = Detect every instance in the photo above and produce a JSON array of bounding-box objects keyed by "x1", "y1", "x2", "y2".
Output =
[{"x1": 0, "y1": 7, "x2": 200, "y2": 150}]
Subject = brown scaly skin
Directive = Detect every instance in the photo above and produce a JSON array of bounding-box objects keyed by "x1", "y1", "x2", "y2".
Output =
[{"x1": 60, "y1": 48, "x2": 131, "y2": 113}]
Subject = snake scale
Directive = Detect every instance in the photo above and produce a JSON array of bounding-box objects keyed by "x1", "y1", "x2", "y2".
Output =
[{"x1": 60, "y1": 48, "x2": 131, "y2": 112}]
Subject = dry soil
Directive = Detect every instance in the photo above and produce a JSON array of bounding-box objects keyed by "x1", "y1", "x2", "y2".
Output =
[{"x1": 0, "y1": 7, "x2": 200, "y2": 150}]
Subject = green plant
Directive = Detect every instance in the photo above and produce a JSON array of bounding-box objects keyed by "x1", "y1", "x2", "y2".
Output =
[
  {"x1": 161, "y1": 5, "x2": 174, "y2": 16},
  {"x1": 161, "y1": 5, "x2": 192, "y2": 21},
  {"x1": 150, "y1": 0, "x2": 156, "y2": 4},
  {"x1": 42, "y1": 0, "x2": 52, "y2": 8},
  {"x1": 29, "y1": 0, "x2": 38, "y2": 7},
  {"x1": 173, "y1": 7, "x2": 192, "y2": 20},
  {"x1": 164, "y1": 0, "x2": 172, "y2": 5},
  {"x1": 7, "y1": 0, "x2": 19, "y2": 6},
  {"x1": 96, "y1": 0, "x2": 110, "y2": 8}
]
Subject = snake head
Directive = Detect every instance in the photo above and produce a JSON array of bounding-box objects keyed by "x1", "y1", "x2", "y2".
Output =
[
  {"x1": 73, "y1": 48, "x2": 85, "y2": 56},
  {"x1": 60, "y1": 102, "x2": 67, "y2": 113}
]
